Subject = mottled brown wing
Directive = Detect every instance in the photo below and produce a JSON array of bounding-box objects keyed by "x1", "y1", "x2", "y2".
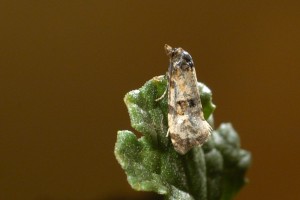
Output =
[{"x1": 166, "y1": 45, "x2": 212, "y2": 155}]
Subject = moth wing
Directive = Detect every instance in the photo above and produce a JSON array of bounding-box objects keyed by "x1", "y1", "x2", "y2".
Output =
[
  {"x1": 169, "y1": 114, "x2": 212, "y2": 155},
  {"x1": 166, "y1": 45, "x2": 212, "y2": 154},
  {"x1": 168, "y1": 68, "x2": 212, "y2": 155}
]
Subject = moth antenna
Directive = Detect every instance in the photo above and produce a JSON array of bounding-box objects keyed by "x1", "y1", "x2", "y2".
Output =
[
  {"x1": 164, "y1": 44, "x2": 173, "y2": 57},
  {"x1": 155, "y1": 88, "x2": 167, "y2": 101}
]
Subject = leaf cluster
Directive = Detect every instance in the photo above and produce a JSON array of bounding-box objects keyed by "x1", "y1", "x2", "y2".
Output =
[{"x1": 115, "y1": 76, "x2": 251, "y2": 200}]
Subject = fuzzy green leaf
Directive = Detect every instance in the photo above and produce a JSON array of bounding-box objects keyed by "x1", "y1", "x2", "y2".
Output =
[{"x1": 115, "y1": 75, "x2": 251, "y2": 200}]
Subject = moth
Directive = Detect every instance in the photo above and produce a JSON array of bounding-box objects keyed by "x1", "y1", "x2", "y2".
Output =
[{"x1": 159, "y1": 44, "x2": 212, "y2": 155}]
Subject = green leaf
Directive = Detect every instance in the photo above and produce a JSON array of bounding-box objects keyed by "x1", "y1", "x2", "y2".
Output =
[
  {"x1": 115, "y1": 75, "x2": 251, "y2": 200},
  {"x1": 212, "y1": 123, "x2": 252, "y2": 200}
]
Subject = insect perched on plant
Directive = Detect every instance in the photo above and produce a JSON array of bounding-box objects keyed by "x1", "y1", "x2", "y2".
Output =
[{"x1": 157, "y1": 44, "x2": 212, "y2": 155}]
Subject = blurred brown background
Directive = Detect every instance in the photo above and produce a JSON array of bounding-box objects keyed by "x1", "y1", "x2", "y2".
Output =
[{"x1": 0, "y1": 1, "x2": 299, "y2": 200}]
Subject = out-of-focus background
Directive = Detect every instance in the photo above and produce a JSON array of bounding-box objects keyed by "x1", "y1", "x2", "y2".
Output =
[{"x1": 0, "y1": 1, "x2": 299, "y2": 200}]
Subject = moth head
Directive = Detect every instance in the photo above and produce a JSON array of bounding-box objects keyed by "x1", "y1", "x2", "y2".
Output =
[{"x1": 164, "y1": 44, "x2": 194, "y2": 68}]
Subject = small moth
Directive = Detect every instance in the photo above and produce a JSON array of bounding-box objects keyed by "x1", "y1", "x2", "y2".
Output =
[{"x1": 162, "y1": 44, "x2": 212, "y2": 155}]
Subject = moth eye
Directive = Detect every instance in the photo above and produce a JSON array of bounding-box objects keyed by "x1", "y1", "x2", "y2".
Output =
[
  {"x1": 171, "y1": 51, "x2": 175, "y2": 57},
  {"x1": 182, "y1": 51, "x2": 194, "y2": 68},
  {"x1": 188, "y1": 99, "x2": 196, "y2": 107},
  {"x1": 172, "y1": 48, "x2": 179, "y2": 57}
]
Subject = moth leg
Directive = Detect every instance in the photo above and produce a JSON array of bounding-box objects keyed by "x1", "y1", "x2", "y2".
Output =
[
  {"x1": 159, "y1": 116, "x2": 165, "y2": 133},
  {"x1": 166, "y1": 128, "x2": 170, "y2": 137},
  {"x1": 155, "y1": 72, "x2": 170, "y2": 101}
]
